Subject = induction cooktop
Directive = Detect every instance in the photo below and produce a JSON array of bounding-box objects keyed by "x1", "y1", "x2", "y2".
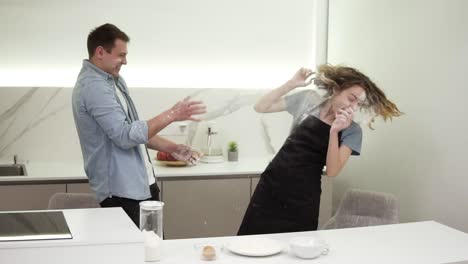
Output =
[{"x1": 0, "y1": 211, "x2": 72, "y2": 242}]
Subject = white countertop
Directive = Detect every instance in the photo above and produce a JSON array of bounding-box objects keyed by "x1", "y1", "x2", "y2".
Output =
[
  {"x1": 161, "y1": 221, "x2": 468, "y2": 264},
  {"x1": 2, "y1": 208, "x2": 468, "y2": 264},
  {"x1": 0, "y1": 156, "x2": 274, "y2": 183},
  {"x1": 0, "y1": 208, "x2": 141, "y2": 249},
  {"x1": 154, "y1": 156, "x2": 272, "y2": 178},
  {"x1": 0, "y1": 208, "x2": 145, "y2": 263}
]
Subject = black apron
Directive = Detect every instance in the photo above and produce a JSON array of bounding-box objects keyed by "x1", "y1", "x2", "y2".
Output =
[{"x1": 238, "y1": 115, "x2": 334, "y2": 235}]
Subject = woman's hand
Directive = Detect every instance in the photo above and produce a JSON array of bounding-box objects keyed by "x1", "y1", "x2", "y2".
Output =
[
  {"x1": 331, "y1": 107, "x2": 354, "y2": 133},
  {"x1": 288, "y1": 68, "x2": 315, "y2": 88},
  {"x1": 253, "y1": 67, "x2": 314, "y2": 113}
]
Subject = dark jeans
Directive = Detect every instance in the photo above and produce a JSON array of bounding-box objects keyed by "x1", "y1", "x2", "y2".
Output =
[{"x1": 100, "y1": 183, "x2": 160, "y2": 228}]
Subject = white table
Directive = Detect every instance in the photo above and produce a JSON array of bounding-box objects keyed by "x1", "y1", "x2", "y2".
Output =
[
  {"x1": 1, "y1": 208, "x2": 468, "y2": 264},
  {"x1": 0, "y1": 208, "x2": 144, "y2": 264},
  {"x1": 162, "y1": 221, "x2": 468, "y2": 264}
]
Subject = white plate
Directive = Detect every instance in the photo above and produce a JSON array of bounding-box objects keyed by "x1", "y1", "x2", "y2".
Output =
[{"x1": 225, "y1": 237, "x2": 283, "y2": 257}]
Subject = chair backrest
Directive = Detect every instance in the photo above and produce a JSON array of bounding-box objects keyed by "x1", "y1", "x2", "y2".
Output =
[
  {"x1": 47, "y1": 192, "x2": 100, "y2": 210},
  {"x1": 323, "y1": 188, "x2": 399, "y2": 229}
]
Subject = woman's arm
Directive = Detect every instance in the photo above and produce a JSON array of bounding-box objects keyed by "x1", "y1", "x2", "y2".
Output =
[
  {"x1": 254, "y1": 68, "x2": 314, "y2": 113},
  {"x1": 326, "y1": 131, "x2": 353, "y2": 177},
  {"x1": 326, "y1": 108, "x2": 354, "y2": 177}
]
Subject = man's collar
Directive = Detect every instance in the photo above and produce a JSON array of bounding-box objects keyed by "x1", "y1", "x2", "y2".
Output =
[{"x1": 82, "y1": 59, "x2": 116, "y2": 81}]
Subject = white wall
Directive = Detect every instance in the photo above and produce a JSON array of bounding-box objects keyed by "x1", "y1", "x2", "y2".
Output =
[
  {"x1": 0, "y1": 0, "x2": 320, "y2": 88},
  {"x1": 0, "y1": 87, "x2": 292, "y2": 163},
  {"x1": 328, "y1": 0, "x2": 468, "y2": 232}
]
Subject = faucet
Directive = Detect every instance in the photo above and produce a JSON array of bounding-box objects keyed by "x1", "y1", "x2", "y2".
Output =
[
  {"x1": 206, "y1": 126, "x2": 218, "y2": 156},
  {"x1": 13, "y1": 154, "x2": 18, "y2": 165}
]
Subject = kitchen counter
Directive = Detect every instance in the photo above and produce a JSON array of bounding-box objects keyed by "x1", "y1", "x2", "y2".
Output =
[
  {"x1": 154, "y1": 156, "x2": 273, "y2": 180},
  {"x1": 0, "y1": 160, "x2": 333, "y2": 238},
  {"x1": 0, "y1": 156, "x2": 274, "y2": 184},
  {"x1": 2, "y1": 208, "x2": 468, "y2": 264},
  {"x1": 0, "y1": 208, "x2": 144, "y2": 263}
]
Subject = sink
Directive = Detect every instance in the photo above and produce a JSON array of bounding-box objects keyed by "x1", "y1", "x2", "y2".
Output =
[{"x1": 0, "y1": 164, "x2": 27, "y2": 176}]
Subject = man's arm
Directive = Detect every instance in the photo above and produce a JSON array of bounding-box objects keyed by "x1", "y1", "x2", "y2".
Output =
[
  {"x1": 146, "y1": 97, "x2": 206, "y2": 139},
  {"x1": 147, "y1": 135, "x2": 178, "y2": 153},
  {"x1": 147, "y1": 135, "x2": 200, "y2": 165},
  {"x1": 84, "y1": 79, "x2": 148, "y2": 149},
  {"x1": 84, "y1": 81, "x2": 205, "y2": 149}
]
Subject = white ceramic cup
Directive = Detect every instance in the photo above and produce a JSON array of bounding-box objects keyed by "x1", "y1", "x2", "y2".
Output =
[{"x1": 289, "y1": 236, "x2": 329, "y2": 259}]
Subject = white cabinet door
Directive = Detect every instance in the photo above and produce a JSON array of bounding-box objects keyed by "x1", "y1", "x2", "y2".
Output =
[
  {"x1": 162, "y1": 178, "x2": 250, "y2": 239},
  {"x1": 0, "y1": 184, "x2": 66, "y2": 211}
]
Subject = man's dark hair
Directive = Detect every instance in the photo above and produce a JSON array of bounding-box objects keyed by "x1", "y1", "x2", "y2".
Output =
[{"x1": 87, "y1": 23, "x2": 130, "y2": 58}]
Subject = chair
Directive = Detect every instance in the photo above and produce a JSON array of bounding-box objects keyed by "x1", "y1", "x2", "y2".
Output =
[
  {"x1": 321, "y1": 188, "x2": 399, "y2": 230},
  {"x1": 47, "y1": 192, "x2": 100, "y2": 209}
]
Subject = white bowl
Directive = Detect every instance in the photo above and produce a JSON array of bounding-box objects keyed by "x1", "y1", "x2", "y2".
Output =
[{"x1": 289, "y1": 236, "x2": 329, "y2": 259}]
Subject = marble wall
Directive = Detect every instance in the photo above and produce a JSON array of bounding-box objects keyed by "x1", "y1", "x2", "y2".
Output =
[{"x1": 0, "y1": 87, "x2": 293, "y2": 164}]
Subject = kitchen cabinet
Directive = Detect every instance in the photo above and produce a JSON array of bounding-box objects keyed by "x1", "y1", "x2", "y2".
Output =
[
  {"x1": 67, "y1": 183, "x2": 93, "y2": 193},
  {"x1": 66, "y1": 182, "x2": 163, "y2": 200},
  {"x1": 162, "y1": 178, "x2": 251, "y2": 239},
  {"x1": 0, "y1": 176, "x2": 332, "y2": 233},
  {"x1": 251, "y1": 177, "x2": 260, "y2": 197},
  {"x1": 250, "y1": 175, "x2": 333, "y2": 229},
  {"x1": 319, "y1": 176, "x2": 333, "y2": 229},
  {"x1": 0, "y1": 184, "x2": 66, "y2": 211}
]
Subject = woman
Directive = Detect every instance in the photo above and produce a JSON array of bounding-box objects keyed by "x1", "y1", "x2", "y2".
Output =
[{"x1": 237, "y1": 64, "x2": 402, "y2": 235}]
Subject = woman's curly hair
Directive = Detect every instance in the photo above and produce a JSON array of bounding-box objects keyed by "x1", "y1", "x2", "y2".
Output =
[{"x1": 314, "y1": 64, "x2": 402, "y2": 128}]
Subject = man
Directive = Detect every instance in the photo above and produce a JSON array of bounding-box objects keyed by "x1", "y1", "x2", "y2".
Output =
[{"x1": 72, "y1": 23, "x2": 206, "y2": 226}]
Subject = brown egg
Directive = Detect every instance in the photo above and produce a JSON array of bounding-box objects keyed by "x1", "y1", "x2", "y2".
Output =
[{"x1": 202, "y1": 245, "x2": 216, "y2": 261}]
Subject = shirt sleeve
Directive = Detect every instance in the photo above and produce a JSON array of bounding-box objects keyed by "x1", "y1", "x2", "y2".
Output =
[
  {"x1": 284, "y1": 90, "x2": 313, "y2": 118},
  {"x1": 340, "y1": 122, "x2": 363, "y2": 156},
  {"x1": 82, "y1": 79, "x2": 148, "y2": 149}
]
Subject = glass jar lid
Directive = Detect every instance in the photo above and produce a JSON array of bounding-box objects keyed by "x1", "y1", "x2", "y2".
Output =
[{"x1": 140, "y1": 201, "x2": 164, "y2": 210}]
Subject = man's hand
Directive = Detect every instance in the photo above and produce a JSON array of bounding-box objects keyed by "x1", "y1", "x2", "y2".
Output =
[
  {"x1": 165, "y1": 97, "x2": 206, "y2": 122},
  {"x1": 170, "y1": 144, "x2": 202, "y2": 166}
]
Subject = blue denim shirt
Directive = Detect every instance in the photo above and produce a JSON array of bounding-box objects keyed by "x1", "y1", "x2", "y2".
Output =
[{"x1": 72, "y1": 60, "x2": 151, "y2": 202}]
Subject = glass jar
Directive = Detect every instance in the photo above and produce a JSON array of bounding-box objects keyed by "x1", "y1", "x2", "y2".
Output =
[{"x1": 140, "y1": 201, "x2": 164, "y2": 262}]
